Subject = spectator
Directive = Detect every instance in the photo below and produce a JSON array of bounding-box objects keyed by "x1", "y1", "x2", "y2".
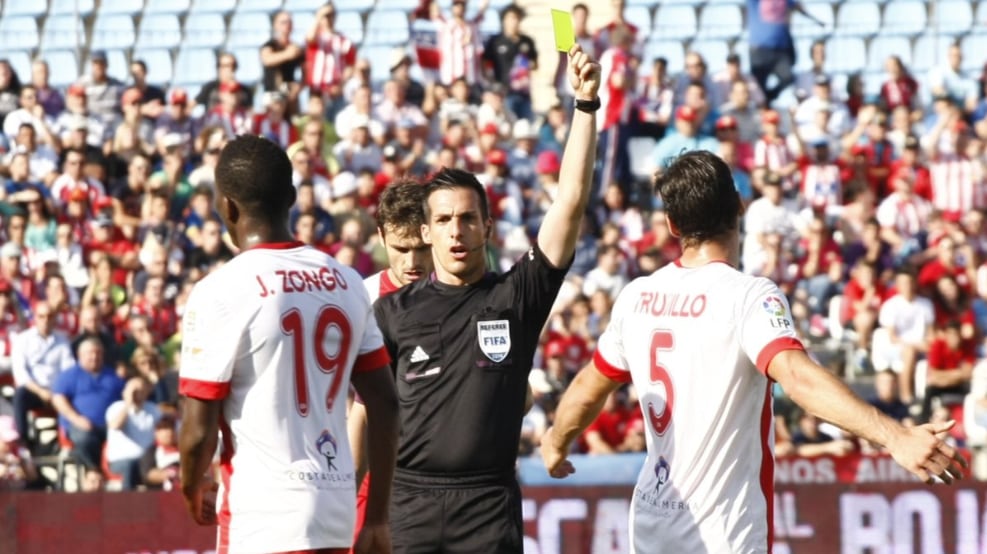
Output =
[
  {"x1": 54, "y1": 222, "x2": 89, "y2": 292},
  {"x1": 433, "y1": 0, "x2": 488, "y2": 87},
  {"x1": 791, "y1": 411, "x2": 855, "y2": 457},
  {"x1": 795, "y1": 137, "x2": 843, "y2": 210},
  {"x1": 841, "y1": 109, "x2": 894, "y2": 198},
  {"x1": 482, "y1": 4, "x2": 538, "y2": 120},
  {"x1": 718, "y1": 82, "x2": 761, "y2": 145},
  {"x1": 260, "y1": 11, "x2": 304, "y2": 113},
  {"x1": 925, "y1": 112, "x2": 984, "y2": 223},
  {"x1": 332, "y1": 116, "x2": 382, "y2": 174},
  {"x1": 930, "y1": 275, "x2": 977, "y2": 340},
  {"x1": 581, "y1": 244, "x2": 628, "y2": 302},
  {"x1": 288, "y1": 180, "x2": 336, "y2": 246},
  {"x1": 56, "y1": 85, "x2": 111, "y2": 154},
  {"x1": 592, "y1": 0, "x2": 641, "y2": 58},
  {"x1": 554, "y1": 2, "x2": 595, "y2": 109},
  {"x1": 581, "y1": 388, "x2": 642, "y2": 454},
  {"x1": 888, "y1": 135, "x2": 932, "y2": 201},
  {"x1": 633, "y1": 57, "x2": 673, "y2": 139},
  {"x1": 651, "y1": 105, "x2": 720, "y2": 171},
  {"x1": 8, "y1": 123, "x2": 59, "y2": 186},
  {"x1": 44, "y1": 274, "x2": 79, "y2": 336},
  {"x1": 0, "y1": 59, "x2": 22, "y2": 127},
  {"x1": 29, "y1": 60, "x2": 64, "y2": 119},
  {"x1": 195, "y1": 52, "x2": 251, "y2": 112},
  {"x1": 138, "y1": 414, "x2": 180, "y2": 491},
  {"x1": 747, "y1": 0, "x2": 823, "y2": 105},
  {"x1": 79, "y1": 51, "x2": 124, "y2": 124},
  {"x1": 204, "y1": 82, "x2": 252, "y2": 139},
  {"x1": 252, "y1": 91, "x2": 296, "y2": 149},
  {"x1": 305, "y1": 3, "x2": 357, "y2": 117},
  {"x1": 290, "y1": 149, "x2": 332, "y2": 208},
  {"x1": 335, "y1": 83, "x2": 385, "y2": 144},
  {"x1": 873, "y1": 268, "x2": 935, "y2": 405},
  {"x1": 389, "y1": 49, "x2": 426, "y2": 109},
  {"x1": 923, "y1": 321, "x2": 975, "y2": 422},
  {"x1": 794, "y1": 39, "x2": 828, "y2": 101},
  {"x1": 374, "y1": 80, "x2": 428, "y2": 137},
  {"x1": 875, "y1": 168, "x2": 933, "y2": 260},
  {"x1": 928, "y1": 42, "x2": 977, "y2": 113},
  {"x1": 742, "y1": 172, "x2": 799, "y2": 275},
  {"x1": 184, "y1": 216, "x2": 234, "y2": 281},
  {"x1": 3, "y1": 86, "x2": 58, "y2": 148},
  {"x1": 127, "y1": 60, "x2": 165, "y2": 121},
  {"x1": 187, "y1": 128, "x2": 226, "y2": 192},
  {"x1": 153, "y1": 90, "x2": 200, "y2": 159},
  {"x1": 711, "y1": 53, "x2": 765, "y2": 110},
  {"x1": 791, "y1": 215, "x2": 843, "y2": 332},
  {"x1": 72, "y1": 304, "x2": 118, "y2": 369},
  {"x1": 794, "y1": 75, "x2": 851, "y2": 138},
  {"x1": 50, "y1": 148, "x2": 105, "y2": 211},
  {"x1": 51, "y1": 337, "x2": 125, "y2": 469},
  {"x1": 105, "y1": 376, "x2": 160, "y2": 490},
  {"x1": 753, "y1": 110, "x2": 798, "y2": 195},
  {"x1": 880, "y1": 55, "x2": 921, "y2": 118},
  {"x1": 919, "y1": 235, "x2": 973, "y2": 296},
  {"x1": 868, "y1": 369, "x2": 912, "y2": 423}
]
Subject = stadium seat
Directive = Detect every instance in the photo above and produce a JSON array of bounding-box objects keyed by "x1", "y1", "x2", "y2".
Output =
[
  {"x1": 3, "y1": 0, "x2": 48, "y2": 18},
  {"x1": 0, "y1": 50, "x2": 32, "y2": 83},
  {"x1": 48, "y1": 0, "x2": 94, "y2": 17},
  {"x1": 478, "y1": 11, "x2": 502, "y2": 41},
  {"x1": 231, "y1": 47, "x2": 262, "y2": 86},
  {"x1": 703, "y1": 0, "x2": 743, "y2": 4},
  {"x1": 792, "y1": 37, "x2": 816, "y2": 72},
  {"x1": 184, "y1": 13, "x2": 227, "y2": 48},
  {"x1": 961, "y1": 34, "x2": 987, "y2": 73},
  {"x1": 834, "y1": 2, "x2": 881, "y2": 37},
  {"x1": 732, "y1": 39, "x2": 750, "y2": 72},
  {"x1": 790, "y1": 4, "x2": 834, "y2": 39},
  {"x1": 934, "y1": 0, "x2": 973, "y2": 36},
  {"x1": 879, "y1": 0, "x2": 926, "y2": 37},
  {"x1": 98, "y1": 0, "x2": 144, "y2": 16},
  {"x1": 335, "y1": 0, "x2": 375, "y2": 12},
  {"x1": 85, "y1": 49, "x2": 129, "y2": 82},
  {"x1": 623, "y1": 6, "x2": 651, "y2": 35},
  {"x1": 697, "y1": 4, "x2": 743, "y2": 40},
  {"x1": 237, "y1": 0, "x2": 284, "y2": 12},
  {"x1": 40, "y1": 14, "x2": 85, "y2": 52},
  {"x1": 144, "y1": 0, "x2": 191, "y2": 15},
  {"x1": 642, "y1": 40, "x2": 685, "y2": 73},
  {"x1": 824, "y1": 37, "x2": 866, "y2": 73},
  {"x1": 228, "y1": 12, "x2": 273, "y2": 49},
  {"x1": 862, "y1": 71, "x2": 884, "y2": 97},
  {"x1": 912, "y1": 33, "x2": 953, "y2": 73},
  {"x1": 132, "y1": 48, "x2": 174, "y2": 86},
  {"x1": 91, "y1": 14, "x2": 137, "y2": 51},
  {"x1": 189, "y1": 0, "x2": 236, "y2": 14},
  {"x1": 173, "y1": 47, "x2": 217, "y2": 88},
  {"x1": 136, "y1": 14, "x2": 183, "y2": 50},
  {"x1": 364, "y1": 10, "x2": 411, "y2": 46},
  {"x1": 362, "y1": 45, "x2": 394, "y2": 84},
  {"x1": 335, "y1": 11, "x2": 365, "y2": 45},
  {"x1": 289, "y1": 10, "x2": 315, "y2": 45},
  {"x1": 40, "y1": 50, "x2": 79, "y2": 89},
  {"x1": 0, "y1": 16, "x2": 40, "y2": 52},
  {"x1": 689, "y1": 40, "x2": 730, "y2": 73},
  {"x1": 867, "y1": 36, "x2": 912, "y2": 73},
  {"x1": 282, "y1": 0, "x2": 322, "y2": 11},
  {"x1": 628, "y1": 136, "x2": 658, "y2": 182},
  {"x1": 652, "y1": 5, "x2": 697, "y2": 41}
]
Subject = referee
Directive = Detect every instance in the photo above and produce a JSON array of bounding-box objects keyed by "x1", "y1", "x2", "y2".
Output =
[{"x1": 374, "y1": 45, "x2": 600, "y2": 553}]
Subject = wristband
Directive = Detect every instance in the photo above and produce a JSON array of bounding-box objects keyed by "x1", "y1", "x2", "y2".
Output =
[{"x1": 574, "y1": 97, "x2": 601, "y2": 113}]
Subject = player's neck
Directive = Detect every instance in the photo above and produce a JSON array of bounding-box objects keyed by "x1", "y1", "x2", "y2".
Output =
[
  {"x1": 678, "y1": 238, "x2": 738, "y2": 269},
  {"x1": 235, "y1": 219, "x2": 295, "y2": 250}
]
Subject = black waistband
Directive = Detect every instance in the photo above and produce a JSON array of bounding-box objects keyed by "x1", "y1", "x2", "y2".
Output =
[{"x1": 394, "y1": 467, "x2": 516, "y2": 488}]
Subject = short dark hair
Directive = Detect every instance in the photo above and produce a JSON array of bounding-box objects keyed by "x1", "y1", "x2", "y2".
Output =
[
  {"x1": 654, "y1": 151, "x2": 740, "y2": 247},
  {"x1": 422, "y1": 167, "x2": 490, "y2": 221},
  {"x1": 501, "y1": 3, "x2": 525, "y2": 20},
  {"x1": 573, "y1": 3, "x2": 588, "y2": 14},
  {"x1": 377, "y1": 181, "x2": 426, "y2": 237},
  {"x1": 215, "y1": 135, "x2": 296, "y2": 218},
  {"x1": 131, "y1": 59, "x2": 147, "y2": 73}
]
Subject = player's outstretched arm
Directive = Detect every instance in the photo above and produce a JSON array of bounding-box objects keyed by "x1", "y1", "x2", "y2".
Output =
[
  {"x1": 768, "y1": 349, "x2": 967, "y2": 484},
  {"x1": 347, "y1": 399, "x2": 370, "y2": 488},
  {"x1": 541, "y1": 362, "x2": 622, "y2": 478},
  {"x1": 179, "y1": 397, "x2": 222, "y2": 526},
  {"x1": 351, "y1": 365, "x2": 398, "y2": 554},
  {"x1": 537, "y1": 44, "x2": 600, "y2": 268}
]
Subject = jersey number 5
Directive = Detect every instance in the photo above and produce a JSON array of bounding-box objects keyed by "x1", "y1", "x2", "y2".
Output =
[
  {"x1": 648, "y1": 330, "x2": 675, "y2": 436},
  {"x1": 281, "y1": 306, "x2": 352, "y2": 417}
]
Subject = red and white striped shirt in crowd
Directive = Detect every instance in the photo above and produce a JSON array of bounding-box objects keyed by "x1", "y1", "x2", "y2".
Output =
[
  {"x1": 876, "y1": 192, "x2": 933, "y2": 239},
  {"x1": 799, "y1": 159, "x2": 842, "y2": 208},
  {"x1": 253, "y1": 114, "x2": 298, "y2": 150},
  {"x1": 305, "y1": 31, "x2": 357, "y2": 92},
  {"x1": 754, "y1": 136, "x2": 796, "y2": 193},
  {"x1": 597, "y1": 46, "x2": 632, "y2": 132},
  {"x1": 50, "y1": 174, "x2": 106, "y2": 209},
  {"x1": 930, "y1": 153, "x2": 986, "y2": 222},
  {"x1": 206, "y1": 108, "x2": 253, "y2": 140},
  {"x1": 52, "y1": 306, "x2": 79, "y2": 337},
  {"x1": 435, "y1": 14, "x2": 484, "y2": 85}
]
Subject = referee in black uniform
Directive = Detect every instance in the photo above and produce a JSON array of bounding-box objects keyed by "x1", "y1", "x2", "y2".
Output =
[{"x1": 374, "y1": 45, "x2": 600, "y2": 553}]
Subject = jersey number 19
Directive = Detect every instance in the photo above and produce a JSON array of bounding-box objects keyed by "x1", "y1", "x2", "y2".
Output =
[{"x1": 281, "y1": 306, "x2": 352, "y2": 417}]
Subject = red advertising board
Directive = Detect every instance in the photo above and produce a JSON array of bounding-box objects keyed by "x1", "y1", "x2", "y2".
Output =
[{"x1": 3, "y1": 482, "x2": 987, "y2": 553}]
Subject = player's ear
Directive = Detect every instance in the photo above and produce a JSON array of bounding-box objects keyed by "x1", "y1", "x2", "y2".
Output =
[
  {"x1": 223, "y1": 196, "x2": 240, "y2": 226},
  {"x1": 377, "y1": 226, "x2": 386, "y2": 244},
  {"x1": 421, "y1": 223, "x2": 432, "y2": 245},
  {"x1": 665, "y1": 216, "x2": 681, "y2": 238},
  {"x1": 484, "y1": 218, "x2": 493, "y2": 240}
]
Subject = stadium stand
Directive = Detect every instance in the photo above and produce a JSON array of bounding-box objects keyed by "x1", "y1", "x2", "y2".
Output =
[
  {"x1": 143, "y1": 0, "x2": 192, "y2": 16},
  {"x1": 183, "y1": 12, "x2": 228, "y2": 49},
  {"x1": 131, "y1": 48, "x2": 174, "y2": 86},
  {"x1": 0, "y1": 15, "x2": 40, "y2": 52},
  {"x1": 652, "y1": 5, "x2": 697, "y2": 42},
  {"x1": 227, "y1": 11, "x2": 275, "y2": 49},
  {"x1": 90, "y1": 13, "x2": 137, "y2": 52},
  {"x1": 135, "y1": 14, "x2": 183, "y2": 51}
]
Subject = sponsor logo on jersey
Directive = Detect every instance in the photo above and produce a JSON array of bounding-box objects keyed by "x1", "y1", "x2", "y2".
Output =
[
  {"x1": 655, "y1": 456, "x2": 670, "y2": 493},
  {"x1": 762, "y1": 295, "x2": 793, "y2": 329},
  {"x1": 316, "y1": 430, "x2": 338, "y2": 472},
  {"x1": 409, "y1": 345, "x2": 430, "y2": 363},
  {"x1": 477, "y1": 319, "x2": 511, "y2": 363}
]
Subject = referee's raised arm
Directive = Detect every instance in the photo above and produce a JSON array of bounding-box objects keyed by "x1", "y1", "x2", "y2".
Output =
[{"x1": 537, "y1": 44, "x2": 601, "y2": 267}]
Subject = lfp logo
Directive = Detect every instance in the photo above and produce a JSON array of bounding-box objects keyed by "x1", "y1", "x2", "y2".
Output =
[{"x1": 762, "y1": 295, "x2": 792, "y2": 329}]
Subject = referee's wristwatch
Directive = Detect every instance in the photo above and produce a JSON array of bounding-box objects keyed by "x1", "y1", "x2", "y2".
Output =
[{"x1": 574, "y1": 97, "x2": 601, "y2": 113}]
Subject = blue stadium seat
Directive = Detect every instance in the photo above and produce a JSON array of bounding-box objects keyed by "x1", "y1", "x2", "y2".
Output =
[
  {"x1": 0, "y1": 16, "x2": 39, "y2": 51},
  {"x1": 689, "y1": 40, "x2": 730, "y2": 73},
  {"x1": 934, "y1": 0, "x2": 973, "y2": 36},
  {"x1": 478, "y1": 10, "x2": 502, "y2": 40},
  {"x1": 282, "y1": 0, "x2": 322, "y2": 11},
  {"x1": 91, "y1": 14, "x2": 137, "y2": 51},
  {"x1": 289, "y1": 10, "x2": 315, "y2": 45},
  {"x1": 642, "y1": 40, "x2": 685, "y2": 73},
  {"x1": 652, "y1": 5, "x2": 697, "y2": 41},
  {"x1": 3, "y1": 0, "x2": 48, "y2": 18},
  {"x1": 364, "y1": 10, "x2": 411, "y2": 46},
  {"x1": 961, "y1": 34, "x2": 987, "y2": 72},
  {"x1": 98, "y1": 0, "x2": 145, "y2": 16},
  {"x1": 703, "y1": 0, "x2": 743, "y2": 4},
  {"x1": 237, "y1": 0, "x2": 284, "y2": 12},
  {"x1": 792, "y1": 37, "x2": 816, "y2": 72},
  {"x1": 790, "y1": 4, "x2": 834, "y2": 39},
  {"x1": 40, "y1": 15, "x2": 85, "y2": 52},
  {"x1": 867, "y1": 36, "x2": 911, "y2": 73},
  {"x1": 879, "y1": 1, "x2": 926, "y2": 37},
  {"x1": 697, "y1": 5, "x2": 743, "y2": 40},
  {"x1": 335, "y1": 11, "x2": 365, "y2": 45},
  {"x1": 85, "y1": 49, "x2": 129, "y2": 82},
  {"x1": 49, "y1": 0, "x2": 94, "y2": 16},
  {"x1": 912, "y1": 33, "x2": 953, "y2": 73},
  {"x1": 834, "y1": 2, "x2": 881, "y2": 37},
  {"x1": 132, "y1": 48, "x2": 174, "y2": 86},
  {"x1": 622, "y1": 6, "x2": 651, "y2": 35},
  {"x1": 335, "y1": 0, "x2": 375, "y2": 12},
  {"x1": 362, "y1": 45, "x2": 394, "y2": 84},
  {"x1": 228, "y1": 12, "x2": 274, "y2": 49},
  {"x1": 976, "y1": 2, "x2": 987, "y2": 33},
  {"x1": 863, "y1": 71, "x2": 884, "y2": 97},
  {"x1": 189, "y1": 0, "x2": 236, "y2": 14},
  {"x1": 825, "y1": 37, "x2": 866, "y2": 73},
  {"x1": 231, "y1": 47, "x2": 262, "y2": 86},
  {"x1": 173, "y1": 47, "x2": 217, "y2": 87},
  {"x1": 41, "y1": 50, "x2": 79, "y2": 88},
  {"x1": 144, "y1": 0, "x2": 191, "y2": 15},
  {"x1": 184, "y1": 13, "x2": 227, "y2": 48},
  {"x1": 732, "y1": 39, "x2": 749, "y2": 72},
  {"x1": 136, "y1": 14, "x2": 183, "y2": 50},
  {"x1": 0, "y1": 51, "x2": 32, "y2": 82}
]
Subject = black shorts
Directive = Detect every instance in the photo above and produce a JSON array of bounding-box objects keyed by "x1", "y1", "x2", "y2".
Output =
[{"x1": 390, "y1": 469, "x2": 523, "y2": 554}]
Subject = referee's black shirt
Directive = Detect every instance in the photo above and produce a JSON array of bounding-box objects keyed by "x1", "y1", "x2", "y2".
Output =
[{"x1": 375, "y1": 243, "x2": 568, "y2": 476}]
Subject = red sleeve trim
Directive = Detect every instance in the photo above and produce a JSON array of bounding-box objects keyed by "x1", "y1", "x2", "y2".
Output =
[
  {"x1": 593, "y1": 350, "x2": 633, "y2": 384},
  {"x1": 179, "y1": 377, "x2": 231, "y2": 400},
  {"x1": 755, "y1": 337, "x2": 805, "y2": 376},
  {"x1": 354, "y1": 347, "x2": 391, "y2": 373}
]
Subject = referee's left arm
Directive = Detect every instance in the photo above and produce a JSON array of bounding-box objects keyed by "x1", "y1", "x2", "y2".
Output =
[{"x1": 537, "y1": 45, "x2": 600, "y2": 268}]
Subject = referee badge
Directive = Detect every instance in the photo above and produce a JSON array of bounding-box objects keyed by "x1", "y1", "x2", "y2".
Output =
[{"x1": 477, "y1": 319, "x2": 511, "y2": 363}]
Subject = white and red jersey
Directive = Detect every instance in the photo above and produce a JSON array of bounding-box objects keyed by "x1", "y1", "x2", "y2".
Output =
[
  {"x1": 179, "y1": 241, "x2": 390, "y2": 554},
  {"x1": 436, "y1": 15, "x2": 484, "y2": 85},
  {"x1": 799, "y1": 159, "x2": 842, "y2": 208},
  {"x1": 594, "y1": 260, "x2": 803, "y2": 553},
  {"x1": 754, "y1": 137, "x2": 796, "y2": 193},
  {"x1": 50, "y1": 174, "x2": 106, "y2": 208},
  {"x1": 930, "y1": 153, "x2": 986, "y2": 222},
  {"x1": 253, "y1": 114, "x2": 298, "y2": 149},
  {"x1": 362, "y1": 270, "x2": 400, "y2": 304},
  {"x1": 306, "y1": 31, "x2": 357, "y2": 91},
  {"x1": 597, "y1": 46, "x2": 632, "y2": 132},
  {"x1": 876, "y1": 192, "x2": 933, "y2": 239}
]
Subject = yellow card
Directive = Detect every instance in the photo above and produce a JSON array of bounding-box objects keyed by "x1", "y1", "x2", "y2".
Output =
[{"x1": 551, "y1": 9, "x2": 575, "y2": 52}]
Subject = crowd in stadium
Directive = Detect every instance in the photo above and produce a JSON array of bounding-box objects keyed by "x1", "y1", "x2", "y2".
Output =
[{"x1": 0, "y1": 0, "x2": 984, "y2": 492}]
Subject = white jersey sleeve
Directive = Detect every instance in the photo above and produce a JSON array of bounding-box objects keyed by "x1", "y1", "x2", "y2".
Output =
[
  {"x1": 737, "y1": 277, "x2": 804, "y2": 375},
  {"x1": 593, "y1": 283, "x2": 635, "y2": 383},
  {"x1": 178, "y1": 278, "x2": 243, "y2": 399}
]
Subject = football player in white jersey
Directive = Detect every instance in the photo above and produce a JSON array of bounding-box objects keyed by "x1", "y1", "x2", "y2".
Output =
[
  {"x1": 178, "y1": 135, "x2": 398, "y2": 554},
  {"x1": 542, "y1": 150, "x2": 967, "y2": 553}
]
